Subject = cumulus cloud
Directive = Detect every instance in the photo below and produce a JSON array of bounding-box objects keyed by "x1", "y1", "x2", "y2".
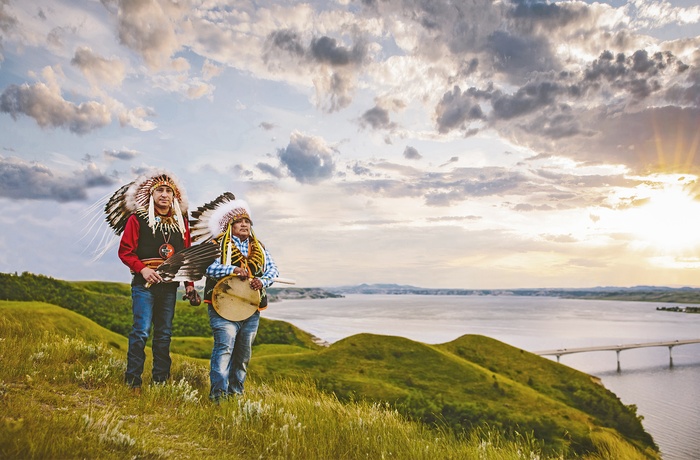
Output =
[
  {"x1": 278, "y1": 132, "x2": 336, "y2": 184},
  {"x1": 117, "y1": 106, "x2": 156, "y2": 131},
  {"x1": 104, "y1": 148, "x2": 140, "y2": 161},
  {"x1": 360, "y1": 105, "x2": 396, "y2": 130},
  {"x1": 403, "y1": 146, "x2": 422, "y2": 160},
  {"x1": 337, "y1": 161, "x2": 571, "y2": 207},
  {"x1": 487, "y1": 31, "x2": 558, "y2": 77},
  {"x1": 435, "y1": 86, "x2": 486, "y2": 134},
  {"x1": 71, "y1": 47, "x2": 126, "y2": 87},
  {"x1": 264, "y1": 29, "x2": 369, "y2": 112},
  {"x1": 310, "y1": 36, "x2": 367, "y2": 67},
  {"x1": 256, "y1": 162, "x2": 285, "y2": 178},
  {"x1": 627, "y1": 0, "x2": 700, "y2": 29},
  {"x1": 0, "y1": 82, "x2": 111, "y2": 135},
  {"x1": 202, "y1": 59, "x2": 223, "y2": 81},
  {"x1": 113, "y1": 0, "x2": 186, "y2": 71},
  {"x1": 0, "y1": 1, "x2": 18, "y2": 36},
  {"x1": 0, "y1": 156, "x2": 115, "y2": 202}
]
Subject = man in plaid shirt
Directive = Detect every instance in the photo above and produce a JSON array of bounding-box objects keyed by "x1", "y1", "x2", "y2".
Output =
[{"x1": 201, "y1": 199, "x2": 279, "y2": 402}]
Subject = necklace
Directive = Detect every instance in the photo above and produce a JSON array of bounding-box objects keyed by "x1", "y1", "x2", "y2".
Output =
[{"x1": 158, "y1": 225, "x2": 175, "y2": 259}]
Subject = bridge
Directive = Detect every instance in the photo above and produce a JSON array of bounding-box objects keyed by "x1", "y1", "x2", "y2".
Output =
[{"x1": 535, "y1": 339, "x2": 700, "y2": 372}]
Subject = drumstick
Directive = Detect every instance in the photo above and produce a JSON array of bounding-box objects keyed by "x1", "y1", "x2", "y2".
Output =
[
  {"x1": 257, "y1": 277, "x2": 296, "y2": 285},
  {"x1": 271, "y1": 277, "x2": 296, "y2": 285}
]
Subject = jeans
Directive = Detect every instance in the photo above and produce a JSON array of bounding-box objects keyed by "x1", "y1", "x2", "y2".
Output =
[
  {"x1": 125, "y1": 283, "x2": 177, "y2": 387},
  {"x1": 208, "y1": 305, "x2": 260, "y2": 400}
]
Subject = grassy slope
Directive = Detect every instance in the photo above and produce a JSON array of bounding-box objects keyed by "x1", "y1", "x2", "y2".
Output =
[
  {"x1": 0, "y1": 273, "x2": 659, "y2": 458},
  {"x1": 0, "y1": 300, "x2": 128, "y2": 350},
  {"x1": 0, "y1": 272, "x2": 321, "y2": 350},
  {"x1": 1, "y1": 300, "x2": 643, "y2": 460},
  {"x1": 252, "y1": 333, "x2": 656, "y2": 457}
]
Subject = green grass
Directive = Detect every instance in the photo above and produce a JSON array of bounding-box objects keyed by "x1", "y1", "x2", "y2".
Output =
[
  {"x1": 0, "y1": 301, "x2": 613, "y2": 460},
  {"x1": 0, "y1": 272, "x2": 322, "y2": 350},
  {"x1": 0, "y1": 273, "x2": 661, "y2": 459},
  {"x1": 252, "y1": 333, "x2": 657, "y2": 457}
]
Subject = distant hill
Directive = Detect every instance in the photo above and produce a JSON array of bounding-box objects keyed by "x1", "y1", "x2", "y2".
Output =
[
  {"x1": 266, "y1": 286, "x2": 344, "y2": 301},
  {"x1": 328, "y1": 283, "x2": 700, "y2": 304}
]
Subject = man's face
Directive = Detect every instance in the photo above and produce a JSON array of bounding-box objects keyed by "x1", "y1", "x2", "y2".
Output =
[
  {"x1": 152, "y1": 185, "x2": 174, "y2": 210},
  {"x1": 231, "y1": 218, "x2": 252, "y2": 239}
]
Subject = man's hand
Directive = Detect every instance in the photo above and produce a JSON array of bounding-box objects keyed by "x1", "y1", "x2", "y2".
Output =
[
  {"x1": 141, "y1": 267, "x2": 162, "y2": 284},
  {"x1": 249, "y1": 278, "x2": 263, "y2": 291},
  {"x1": 233, "y1": 267, "x2": 249, "y2": 279},
  {"x1": 182, "y1": 286, "x2": 201, "y2": 306}
]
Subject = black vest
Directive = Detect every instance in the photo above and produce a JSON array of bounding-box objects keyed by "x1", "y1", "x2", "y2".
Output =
[{"x1": 131, "y1": 213, "x2": 186, "y2": 286}]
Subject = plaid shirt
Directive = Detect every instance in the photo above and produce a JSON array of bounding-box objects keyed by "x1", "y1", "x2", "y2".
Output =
[{"x1": 205, "y1": 235, "x2": 279, "y2": 289}]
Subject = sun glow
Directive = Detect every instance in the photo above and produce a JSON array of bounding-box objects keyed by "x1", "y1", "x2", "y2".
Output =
[{"x1": 622, "y1": 182, "x2": 700, "y2": 254}]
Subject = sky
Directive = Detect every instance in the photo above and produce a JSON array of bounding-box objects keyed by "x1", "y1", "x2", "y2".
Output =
[{"x1": 1, "y1": 0, "x2": 700, "y2": 289}]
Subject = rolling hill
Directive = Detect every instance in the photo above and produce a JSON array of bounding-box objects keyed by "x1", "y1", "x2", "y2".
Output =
[{"x1": 0, "y1": 272, "x2": 659, "y2": 458}]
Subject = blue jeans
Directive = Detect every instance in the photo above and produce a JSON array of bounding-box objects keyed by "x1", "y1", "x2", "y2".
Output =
[
  {"x1": 208, "y1": 305, "x2": 260, "y2": 400},
  {"x1": 125, "y1": 283, "x2": 177, "y2": 387}
]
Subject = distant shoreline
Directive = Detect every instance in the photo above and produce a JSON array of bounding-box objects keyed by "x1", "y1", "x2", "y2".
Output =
[{"x1": 269, "y1": 284, "x2": 700, "y2": 307}]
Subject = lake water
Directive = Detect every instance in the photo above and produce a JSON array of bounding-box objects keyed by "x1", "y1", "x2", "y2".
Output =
[{"x1": 263, "y1": 294, "x2": 700, "y2": 460}]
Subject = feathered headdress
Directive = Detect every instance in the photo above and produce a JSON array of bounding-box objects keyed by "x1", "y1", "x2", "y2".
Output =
[
  {"x1": 104, "y1": 169, "x2": 188, "y2": 236},
  {"x1": 83, "y1": 169, "x2": 188, "y2": 262},
  {"x1": 189, "y1": 193, "x2": 258, "y2": 267},
  {"x1": 189, "y1": 192, "x2": 253, "y2": 242}
]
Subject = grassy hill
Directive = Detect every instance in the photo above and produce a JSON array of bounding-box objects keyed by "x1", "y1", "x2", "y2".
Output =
[
  {"x1": 252, "y1": 333, "x2": 655, "y2": 457},
  {"x1": 0, "y1": 272, "x2": 321, "y2": 350},
  {"x1": 0, "y1": 273, "x2": 659, "y2": 458}
]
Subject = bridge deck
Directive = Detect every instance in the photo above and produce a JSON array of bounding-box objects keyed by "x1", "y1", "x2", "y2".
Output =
[{"x1": 535, "y1": 338, "x2": 700, "y2": 357}]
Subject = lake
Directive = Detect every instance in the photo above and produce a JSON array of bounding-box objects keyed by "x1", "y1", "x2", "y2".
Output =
[{"x1": 263, "y1": 294, "x2": 700, "y2": 460}]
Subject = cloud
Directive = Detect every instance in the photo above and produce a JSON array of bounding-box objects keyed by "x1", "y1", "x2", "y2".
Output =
[
  {"x1": 202, "y1": 59, "x2": 224, "y2": 81},
  {"x1": 435, "y1": 86, "x2": 486, "y2": 134},
  {"x1": 113, "y1": 0, "x2": 186, "y2": 70},
  {"x1": 627, "y1": 0, "x2": 700, "y2": 29},
  {"x1": 310, "y1": 36, "x2": 367, "y2": 67},
  {"x1": 117, "y1": 106, "x2": 156, "y2": 131},
  {"x1": 263, "y1": 30, "x2": 368, "y2": 112},
  {"x1": 338, "y1": 162, "x2": 547, "y2": 206},
  {"x1": 514, "y1": 202, "x2": 556, "y2": 211},
  {"x1": 0, "y1": 156, "x2": 114, "y2": 202},
  {"x1": 428, "y1": 42, "x2": 699, "y2": 173},
  {"x1": 0, "y1": 1, "x2": 18, "y2": 36},
  {"x1": 539, "y1": 233, "x2": 578, "y2": 243},
  {"x1": 256, "y1": 162, "x2": 285, "y2": 179},
  {"x1": 104, "y1": 149, "x2": 140, "y2": 161},
  {"x1": 427, "y1": 215, "x2": 481, "y2": 222},
  {"x1": 491, "y1": 81, "x2": 563, "y2": 120},
  {"x1": 349, "y1": 162, "x2": 374, "y2": 176},
  {"x1": 71, "y1": 47, "x2": 126, "y2": 87},
  {"x1": 403, "y1": 146, "x2": 422, "y2": 160},
  {"x1": 582, "y1": 49, "x2": 680, "y2": 100},
  {"x1": 278, "y1": 132, "x2": 336, "y2": 184},
  {"x1": 360, "y1": 105, "x2": 395, "y2": 130},
  {"x1": 439, "y1": 157, "x2": 459, "y2": 167},
  {"x1": 487, "y1": 31, "x2": 558, "y2": 77},
  {"x1": 0, "y1": 82, "x2": 111, "y2": 135}
]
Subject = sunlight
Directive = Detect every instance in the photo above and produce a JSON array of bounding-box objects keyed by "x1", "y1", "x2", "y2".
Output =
[{"x1": 623, "y1": 181, "x2": 700, "y2": 254}]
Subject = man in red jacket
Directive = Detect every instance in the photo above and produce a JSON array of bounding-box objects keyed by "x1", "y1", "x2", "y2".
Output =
[{"x1": 113, "y1": 170, "x2": 195, "y2": 390}]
